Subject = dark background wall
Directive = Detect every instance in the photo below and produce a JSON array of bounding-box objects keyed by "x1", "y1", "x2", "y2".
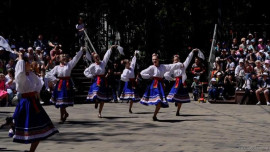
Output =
[{"x1": 1, "y1": 0, "x2": 270, "y2": 61}]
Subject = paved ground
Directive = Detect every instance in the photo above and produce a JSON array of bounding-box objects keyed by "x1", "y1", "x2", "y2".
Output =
[{"x1": 0, "y1": 101, "x2": 270, "y2": 152}]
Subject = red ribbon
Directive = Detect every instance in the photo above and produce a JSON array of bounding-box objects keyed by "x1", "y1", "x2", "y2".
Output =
[
  {"x1": 153, "y1": 77, "x2": 164, "y2": 89},
  {"x1": 175, "y1": 76, "x2": 181, "y2": 88},
  {"x1": 96, "y1": 75, "x2": 107, "y2": 87},
  {"x1": 22, "y1": 92, "x2": 40, "y2": 113},
  {"x1": 58, "y1": 77, "x2": 70, "y2": 91},
  {"x1": 174, "y1": 76, "x2": 186, "y2": 88}
]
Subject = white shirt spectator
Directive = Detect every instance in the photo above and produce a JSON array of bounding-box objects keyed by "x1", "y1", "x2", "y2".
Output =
[
  {"x1": 226, "y1": 62, "x2": 235, "y2": 71},
  {"x1": 5, "y1": 75, "x2": 16, "y2": 90}
]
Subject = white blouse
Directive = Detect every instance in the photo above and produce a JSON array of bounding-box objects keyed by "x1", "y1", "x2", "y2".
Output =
[
  {"x1": 140, "y1": 62, "x2": 183, "y2": 79},
  {"x1": 164, "y1": 51, "x2": 194, "y2": 82},
  {"x1": 121, "y1": 56, "x2": 136, "y2": 82},
  {"x1": 46, "y1": 49, "x2": 83, "y2": 80},
  {"x1": 84, "y1": 49, "x2": 112, "y2": 78},
  {"x1": 15, "y1": 60, "x2": 43, "y2": 93}
]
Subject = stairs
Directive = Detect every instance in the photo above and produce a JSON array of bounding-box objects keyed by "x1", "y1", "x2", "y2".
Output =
[{"x1": 71, "y1": 59, "x2": 92, "y2": 103}]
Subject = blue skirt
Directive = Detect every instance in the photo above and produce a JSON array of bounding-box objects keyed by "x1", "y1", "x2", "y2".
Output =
[
  {"x1": 140, "y1": 80, "x2": 169, "y2": 108},
  {"x1": 12, "y1": 94, "x2": 59, "y2": 144},
  {"x1": 120, "y1": 81, "x2": 140, "y2": 101},
  {"x1": 51, "y1": 79, "x2": 74, "y2": 108},
  {"x1": 87, "y1": 77, "x2": 112, "y2": 102},
  {"x1": 167, "y1": 79, "x2": 190, "y2": 103}
]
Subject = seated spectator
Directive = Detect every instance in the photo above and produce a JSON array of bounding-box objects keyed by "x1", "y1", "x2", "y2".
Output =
[
  {"x1": 191, "y1": 76, "x2": 201, "y2": 101},
  {"x1": 255, "y1": 72, "x2": 270, "y2": 106},
  {"x1": 254, "y1": 60, "x2": 264, "y2": 78},
  {"x1": 211, "y1": 57, "x2": 224, "y2": 78},
  {"x1": 31, "y1": 61, "x2": 41, "y2": 76},
  {"x1": 26, "y1": 47, "x2": 35, "y2": 63},
  {"x1": 0, "y1": 73, "x2": 8, "y2": 106},
  {"x1": 35, "y1": 47, "x2": 45, "y2": 65},
  {"x1": 223, "y1": 73, "x2": 236, "y2": 98},
  {"x1": 213, "y1": 57, "x2": 223, "y2": 71},
  {"x1": 5, "y1": 69, "x2": 16, "y2": 105},
  {"x1": 231, "y1": 38, "x2": 239, "y2": 50},
  {"x1": 246, "y1": 48, "x2": 257, "y2": 64},
  {"x1": 248, "y1": 39, "x2": 257, "y2": 52},
  {"x1": 221, "y1": 42, "x2": 229, "y2": 52},
  {"x1": 208, "y1": 78, "x2": 219, "y2": 100},
  {"x1": 34, "y1": 34, "x2": 48, "y2": 53},
  {"x1": 191, "y1": 57, "x2": 206, "y2": 81},
  {"x1": 241, "y1": 73, "x2": 258, "y2": 104},
  {"x1": 216, "y1": 72, "x2": 225, "y2": 99},
  {"x1": 215, "y1": 42, "x2": 222, "y2": 57},
  {"x1": 235, "y1": 59, "x2": 245, "y2": 90},
  {"x1": 265, "y1": 51, "x2": 270, "y2": 60},
  {"x1": 256, "y1": 50, "x2": 266, "y2": 62},
  {"x1": 18, "y1": 47, "x2": 27, "y2": 57},
  {"x1": 44, "y1": 55, "x2": 55, "y2": 71},
  {"x1": 225, "y1": 56, "x2": 235, "y2": 75},
  {"x1": 246, "y1": 33, "x2": 253, "y2": 45},
  {"x1": 48, "y1": 35, "x2": 61, "y2": 49},
  {"x1": 237, "y1": 48, "x2": 246, "y2": 60},
  {"x1": 257, "y1": 38, "x2": 265, "y2": 51},
  {"x1": 6, "y1": 59, "x2": 15, "y2": 70},
  {"x1": 239, "y1": 37, "x2": 247, "y2": 52},
  {"x1": 264, "y1": 60, "x2": 270, "y2": 74},
  {"x1": 266, "y1": 40, "x2": 270, "y2": 52},
  {"x1": 219, "y1": 49, "x2": 228, "y2": 70},
  {"x1": 244, "y1": 60, "x2": 254, "y2": 79},
  {"x1": 230, "y1": 49, "x2": 239, "y2": 64},
  {"x1": 50, "y1": 45, "x2": 62, "y2": 62}
]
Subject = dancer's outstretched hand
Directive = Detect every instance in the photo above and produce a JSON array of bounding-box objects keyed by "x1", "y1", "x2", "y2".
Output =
[
  {"x1": 192, "y1": 48, "x2": 199, "y2": 52},
  {"x1": 80, "y1": 47, "x2": 86, "y2": 52},
  {"x1": 111, "y1": 45, "x2": 118, "y2": 49}
]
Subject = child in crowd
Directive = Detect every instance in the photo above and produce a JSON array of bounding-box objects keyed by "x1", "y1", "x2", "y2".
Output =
[
  {"x1": 0, "y1": 73, "x2": 8, "y2": 106},
  {"x1": 208, "y1": 78, "x2": 219, "y2": 100},
  {"x1": 191, "y1": 76, "x2": 201, "y2": 101}
]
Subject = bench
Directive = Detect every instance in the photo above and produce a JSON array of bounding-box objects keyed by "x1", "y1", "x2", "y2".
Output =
[{"x1": 235, "y1": 90, "x2": 266, "y2": 105}]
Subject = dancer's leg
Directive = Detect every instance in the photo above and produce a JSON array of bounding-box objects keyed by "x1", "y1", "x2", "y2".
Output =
[
  {"x1": 129, "y1": 100, "x2": 133, "y2": 113},
  {"x1": 29, "y1": 141, "x2": 40, "y2": 152},
  {"x1": 153, "y1": 102, "x2": 161, "y2": 121},
  {"x1": 98, "y1": 102, "x2": 104, "y2": 118},
  {"x1": 176, "y1": 103, "x2": 182, "y2": 116}
]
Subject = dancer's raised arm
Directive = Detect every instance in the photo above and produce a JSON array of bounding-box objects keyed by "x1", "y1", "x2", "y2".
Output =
[
  {"x1": 68, "y1": 47, "x2": 84, "y2": 68},
  {"x1": 130, "y1": 54, "x2": 137, "y2": 69},
  {"x1": 102, "y1": 45, "x2": 116, "y2": 66},
  {"x1": 183, "y1": 49, "x2": 196, "y2": 69}
]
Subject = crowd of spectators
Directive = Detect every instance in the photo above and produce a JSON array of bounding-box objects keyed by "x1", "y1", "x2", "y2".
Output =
[
  {"x1": 0, "y1": 34, "x2": 64, "y2": 106},
  {"x1": 209, "y1": 32, "x2": 270, "y2": 106}
]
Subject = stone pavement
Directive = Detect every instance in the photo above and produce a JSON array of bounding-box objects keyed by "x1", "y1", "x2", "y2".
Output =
[{"x1": 0, "y1": 101, "x2": 270, "y2": 152}]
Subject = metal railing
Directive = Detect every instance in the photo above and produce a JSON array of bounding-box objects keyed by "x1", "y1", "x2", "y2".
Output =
[{"x1": 207, "y1": 24, "x2": 217, "y2": 83}]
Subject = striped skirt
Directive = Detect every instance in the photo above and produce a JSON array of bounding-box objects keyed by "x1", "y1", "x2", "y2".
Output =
[
  {"x1": 12, "y1": 92, "x2": 58, "y2": 143},
  {"x1": 120, "y1": 79, "x2": 140, "y2": 101},
  {"x1": 167, "y1": 77, "x2": 190, "y2": 104},
  {"x1": 51, "y1": 77, "x2": 74, "y2": 108},
  {"x1": 87, "y1": 75, "x2": 112, "y2": 102},
  {"x1": 140, "y1": 77, "x2": 169, "y2": 108}
]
